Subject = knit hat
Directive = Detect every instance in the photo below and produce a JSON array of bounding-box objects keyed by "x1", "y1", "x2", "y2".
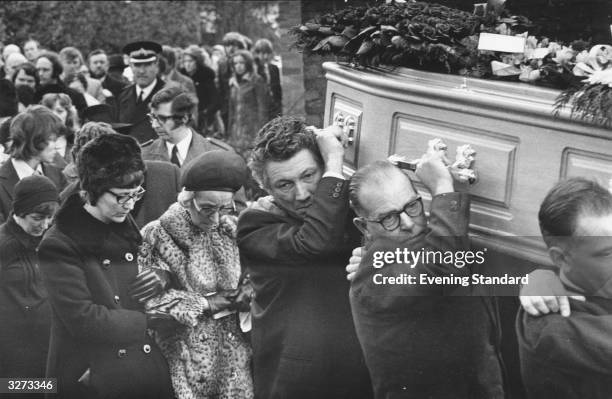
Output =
[
  {"x1": 13, "y1": 175, "x2": 59, "y2": 215},
  {"x1": 181, "y1": 150, "x2": 247, "y2": 192}
]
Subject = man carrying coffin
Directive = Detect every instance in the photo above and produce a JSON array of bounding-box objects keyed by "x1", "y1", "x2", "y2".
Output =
[{"x1": 347, "y1": 152, "x2": 505, "y2": 399}]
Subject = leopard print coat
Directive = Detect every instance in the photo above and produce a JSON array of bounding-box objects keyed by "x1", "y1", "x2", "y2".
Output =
[{"x1": 139, "y1": 203, "x2": 253, "y2": 399}]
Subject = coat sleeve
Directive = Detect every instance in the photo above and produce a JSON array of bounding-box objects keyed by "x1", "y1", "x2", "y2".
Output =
[
  {"x1": 38, "y1": 235, "x2": 147, "y2": 345},
  {"x1": 0, "y1": 238, "x2": 37, "y2": 309},
  {"x1": 254, "y1": 77, "x2": 269, "y2": 129},
  {"x1": 237, "y1": 176, "x2": 351, "y2": 265},
  {"x1": 138, "y1": 222, "x2": 211, "y2": 327},
  {"x1": 521, "y1": 308, "x2": 612, "y2": 375}
]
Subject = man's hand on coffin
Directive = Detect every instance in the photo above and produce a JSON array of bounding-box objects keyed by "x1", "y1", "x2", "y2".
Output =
[
  {"x1": 311, "y1": 125, "x2": 345, "y2": 175},
  {"x1": 415, "y1": 151, "x2": 454, "y2": 196}
]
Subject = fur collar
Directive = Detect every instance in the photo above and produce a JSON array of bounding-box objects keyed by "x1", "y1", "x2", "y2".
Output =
[
  {"x1": 54, "y1": 193, "x2": 141, "y2": 255},
  {"x1": 158, "y1": 202, "x2": 237, "y2": 248}
]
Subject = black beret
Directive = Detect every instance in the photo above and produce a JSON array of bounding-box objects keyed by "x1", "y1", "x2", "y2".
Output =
[
  {"x1": 181, "y1": 150, "x2": 247, "y2": 192},
  {"x1": 122, "y1": 41, "x2": 162, "y2": 64}
]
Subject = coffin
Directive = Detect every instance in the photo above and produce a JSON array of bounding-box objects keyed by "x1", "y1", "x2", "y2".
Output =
[{"x1": 323, "y1": 62, "x2": 612, "y2": 266}]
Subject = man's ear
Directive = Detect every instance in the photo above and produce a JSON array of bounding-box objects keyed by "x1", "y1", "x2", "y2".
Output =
[
  {"x1": 548, "y1": 246, "x2": 568, "y2": 270},
  {"x1": 353, "y1": 217, "x2": 368, "y2": 237}
]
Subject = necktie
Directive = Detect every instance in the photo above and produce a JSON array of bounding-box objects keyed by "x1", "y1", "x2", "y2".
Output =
[
  {"x1": 137, "y1": 89, "x2": 144, "y2": 104},
  {"x1": 170, "y1": 145, "x2": 180, "y2": 167},
  {"x1": 264, "y1": 64, "x2": 270, "y2": 84}
]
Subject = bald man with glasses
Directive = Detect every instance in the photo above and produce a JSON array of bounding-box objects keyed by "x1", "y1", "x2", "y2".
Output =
[{"x1": 347, "y1": 153, "x2": 505, "y2": 399}]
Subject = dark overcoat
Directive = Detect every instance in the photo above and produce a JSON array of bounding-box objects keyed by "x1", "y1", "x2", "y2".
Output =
[
  {"x1": 0, "y1": 160, "x2": 66, "y2": 224},
  {"x1": 101, "y1": 75, "x2": 128, "y2": 99},
  {"x1": 237, "y1": 176, "x2": 373, "y2": 399},
  {"x1": 256, "y1": 61, "x2": 282, "y2": 120},
  {"x1": 350, "y1": 193, "x2": 505, "y2": 399},
  {"x1": 517, "y1": 297, "x2": 612, "y2": 399},
  {"x1": 38, "y1": 194, "x2": 173, "y2": 399},
  {"x1": 0, "y1": 216, "x2": 50, "y2": 378},
  {"x1": 116, "y1": 79, "x2": 165, "y2": 144}
]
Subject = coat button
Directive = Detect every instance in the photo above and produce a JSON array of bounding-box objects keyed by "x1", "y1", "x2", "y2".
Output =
[
  {"x1": 125, "y1": 253, "x2": 134, "y2": 262},
  {"x1": 143, "y1": 344, "x2": 151, "y2": 354},
  {"x1": 114, "y1": 295, "x2": 120, "y2": 303},
  {"x1": 24, "y1": 306, "x2": 31, "y2": 311},
  {"x1": 117, "y1": 349, "x2": 127, "y2": 358},
  {"x1": 102, "y1": 259, "x2": 111, "y2": 269},
  {"x1": 332, "y1": 193, "x2": 339, "y2": 198}
]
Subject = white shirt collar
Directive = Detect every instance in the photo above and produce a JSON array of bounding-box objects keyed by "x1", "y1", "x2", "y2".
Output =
[
  {"x1": 165, "y1": 129, "x2": 193, "y2": 166},
  {"x1": 136, "y1": 79, "x2": 158, "y2": 101},
  {"x1": 11, "y1": 158, "x2": 43, "y2": 180}
]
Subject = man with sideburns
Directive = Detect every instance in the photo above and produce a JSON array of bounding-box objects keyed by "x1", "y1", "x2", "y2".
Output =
[{"x1": 237, "y1": 116, "x2": 372, "y2": 399}]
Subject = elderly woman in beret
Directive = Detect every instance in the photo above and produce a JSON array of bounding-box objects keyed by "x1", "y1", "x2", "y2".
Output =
[
  {"x1": 37, "y1": 134, "x2": 173, "y2": 399},
  {"x1": 132, "y1": 150, "x2": 253, "y2": 399}
]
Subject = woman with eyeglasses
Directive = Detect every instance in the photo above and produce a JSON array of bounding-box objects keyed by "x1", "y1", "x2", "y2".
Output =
[
  {"x1": 37, "y1": 134, "x2": 173, "y2": 399},
  {"x1": 132, "y1": 150, "x2": 253, "y2": 399}
]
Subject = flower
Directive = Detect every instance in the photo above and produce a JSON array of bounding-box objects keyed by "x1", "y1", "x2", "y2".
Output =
[
  {"x1": 547, "y1": 42, "x2": 562, "y2": 53},
  {"x1": 552, "y1": 46, "x2": 575, "y2": 66},
  {"x1": 586, "y1": 68, "x2": 612, "y2": 87},
  {"x1": 575, "y1": 50, "x2": 590, "y2": 64},
  {"x1": 519, "y1": 66, "x2": 541, "y2": 82}
]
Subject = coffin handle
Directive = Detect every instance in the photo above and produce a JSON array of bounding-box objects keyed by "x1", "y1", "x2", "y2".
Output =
[{"x1": 333, "y1": 112, "x2": 355, "y2": 145}]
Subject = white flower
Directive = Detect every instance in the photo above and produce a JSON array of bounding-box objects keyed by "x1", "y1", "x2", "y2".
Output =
[
  {"x1": 519, "y1": 66, "x2": 540, "y2": 83},
  {"x1": 552, "y1": 46, "x2": 575, "y2": 65},
  {"x1": 547, "y1": 42, "x2": 562, "y2": 53},
  {"x1": 575, "y1": 50, "x2": 590, "y2": 64},
  {"x1": 586, "y1": 68, "x2": 612, "y2": 87},
  {"x1": 588, "y1": 44, "x2": 612, "y2": 70}
]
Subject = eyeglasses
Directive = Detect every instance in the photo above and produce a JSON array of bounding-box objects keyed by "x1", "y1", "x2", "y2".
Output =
[
  {"x1": 364, "y1": 196, "x2": 423, "y2": 231},
  {"x1": 106, "y1": 186, "x2": 146, "y2": 206},
  {"x1": 192, "y1": 200, "x2": 236, "y2": 217},
  {"x1": 147, "y1": 113, "x2": 182, "y2": 124}
]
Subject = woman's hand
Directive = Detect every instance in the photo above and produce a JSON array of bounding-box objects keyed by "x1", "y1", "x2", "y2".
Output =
[
  {"x1": 128, "y1": 269, "x2": 172, "y2": 303},
  {"x1": 204, "y1": 293, "x2": 234, "y2": 315}
]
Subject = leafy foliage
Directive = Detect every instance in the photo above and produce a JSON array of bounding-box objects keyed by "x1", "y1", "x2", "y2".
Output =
[
  {"x1": 0, "y1": 1, "x2": 201, "y2": 53},
  {"x1": 290, "y1": 1, "x2": 529, "y2": 76}
]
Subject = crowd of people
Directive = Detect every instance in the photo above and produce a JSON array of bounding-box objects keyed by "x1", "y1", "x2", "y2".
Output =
[
  {"x1": 0, "y1": 33, "x2": 282, "y2": 163},
  {"x1": 0, "y1": 32, "x2": 610, "y2": 399}
]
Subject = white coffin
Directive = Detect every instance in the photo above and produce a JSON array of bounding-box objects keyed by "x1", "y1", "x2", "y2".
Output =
[{"x1": 323, "y1": 62, "x2": 612, "y2": 266}]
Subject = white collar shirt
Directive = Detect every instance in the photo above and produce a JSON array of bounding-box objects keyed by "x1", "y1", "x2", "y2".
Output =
[
  {"x1": 12, "y1": 158, "x2": 43, "y2": 180},
  {"x1": 164, "y1": 129, "x2": 193, "y2": 166},
  {"x1": 136, "y1": 79, "x2": 157, "y2": 101}
]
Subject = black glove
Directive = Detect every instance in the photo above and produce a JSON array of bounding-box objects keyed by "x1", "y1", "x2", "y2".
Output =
[
  {"x1": 229, "y1": 281, "x2": 254, "y2": 312},
  {"x1": 146, "y1": 310, "x2": 181, "y2": 336},
  {"x1": 129, "y1": 269, "x2": 172, "y2": 303},
  {"x1": 204, "y1": 293, "x2": 234, "y2": 316}
]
